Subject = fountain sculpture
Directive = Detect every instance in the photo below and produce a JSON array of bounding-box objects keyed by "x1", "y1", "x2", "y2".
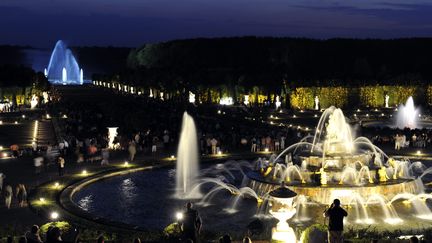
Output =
[{"x1": 247, "y1": 106, "x2": 430, "y2": 225}]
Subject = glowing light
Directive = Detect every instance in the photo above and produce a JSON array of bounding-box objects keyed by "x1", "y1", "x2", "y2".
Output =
[
  {"x1": 62, "y1": 114, "x2": 67, "y2": 119},
  {"x1": 217, "y1": 151, "x2": 222, "y2": 155},
  {"x1": 381, "y1": 113, "x2": 385, "y2": 116},
  {"x1": 46, "y1": 114, "x2": 51, "y2": 119},
  {"x1": 124, "y1": 162, "x2": 129, "y2": 167},
  {"x1": 2, "y1": 152, "x2": 7, "y2": 157},
  {"x1": 176, "y1": 212, "x2": 183, "y2": 221},
  {"x1": 14, "y1": 121, "x2": 18, "y2": 124},
  {"x1": 29, "y1": 95, "x2": 37, "y2": 109},
  {"x1": 22, "y1": 115, "x2": 26, "y2": 118},
  {"x1": 107, "y1": 127, "x2": 119, "y2": 149},
  {"x1": 270, "y1": 115, "x2": 274, "y2": 118},
  {"x1": 264, "y1": 148, "x2": 269, "y2": 153},
  {"x1": 275, "y1": 96, "x2": 281, "y2": 109},
  {"x1": 219, "y1": 97, "x2": 233, "y2": 105},
  {"x1": 50, "y1": 211, "x2": 59, "y2": 220},
  {"x1": 82, "y1": 170, "x2": 88, "y2": 175},
  {"x1": 357, "y1": 109, "x2": 361, "y2": 112},
  {"x1": 217, "y1": 110, "x2": 221, "y2": 114},
  {"x1": 189, "y1": 91, "x2": 196, "y2": 103},
  {"x1": 366, "y1": 114, "x2": 369, "y2": 117},
  {"x1": 416, "y1": 214, "x2": 432, "y2": 220},
  {"x1": 54, "y1": 182, "x2": 60, "y2": 188},
  {"x1": 314, "y1": 114, "x2": 318, "y2": 117},
  {"x1": 33, "y1": 120, "x2": 39, "y2": 141},
  {"x1": 243, "y1": 95, "x2": 249, "y2": 106},
  {"x1": 293, "y1": 115, "x2": 296, "y2": 118},
  {"x1": 0, "y1": 121, "x2": 3, "y2": 125},
  {"x1": 39, "y1": 197, "x2": 45, "y2": 202},
  {"x1": 417, "y1": 150, "x2": 422, "y2": 155},
  {"x1": 385, "y1": 218, "x2": 403, "y2": 224}
]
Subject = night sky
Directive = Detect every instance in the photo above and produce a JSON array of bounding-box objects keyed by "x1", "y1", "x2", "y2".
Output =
[{"x1": 1, "y1": 0, "x2": 432, "y2": 47}]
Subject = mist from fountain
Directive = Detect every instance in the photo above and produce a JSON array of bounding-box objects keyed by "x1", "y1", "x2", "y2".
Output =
[
  {"x1": 396, "y1": 96, "x2": 418, "y2": 129},
  {"x1": 175, "y1": 112, "x2": 199, "y2": 198}
]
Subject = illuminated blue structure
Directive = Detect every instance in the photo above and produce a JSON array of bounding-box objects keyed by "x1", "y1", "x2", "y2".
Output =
[{"x1": 46, "y1": 40, "x2": 83, "y2": 85}]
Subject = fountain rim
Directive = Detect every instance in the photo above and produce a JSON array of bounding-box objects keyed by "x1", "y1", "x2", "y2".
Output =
[{"x1": 246, "y1": 170, "x2": 418, "y2": 188}]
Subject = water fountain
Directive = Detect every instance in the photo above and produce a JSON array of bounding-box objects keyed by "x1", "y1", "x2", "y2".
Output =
[
  {"x1": 175, "y1": 112, "x2": 199, "y2": 198},
  {"x1": 46, "y1": 40, "x2": 84, "y2": 85},
  {"x1": 396, "y1": 96, "x2": 418, "y2": 129},
  {"x1": 72, "y1": 107, "x2": 432, "y2": 236},
  {"x1": 248, "y1": 106, "x2": 424, "y2": 206}
]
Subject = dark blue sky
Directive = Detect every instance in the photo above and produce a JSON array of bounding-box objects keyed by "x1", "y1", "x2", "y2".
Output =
[{"x1": 1, "y1": 0, "x2": 432, "y2": 47}]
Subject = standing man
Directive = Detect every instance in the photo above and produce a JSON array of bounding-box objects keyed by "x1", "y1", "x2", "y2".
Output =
[
  {"x1": 181, "y1": 202, "x2": 202, "y2": 243},
  {"x1": 210, "y1": 138, "x2": 217, "y2": 155},
  {"x1": 324, "y1": 199, "x2": 348, "y2": 243},
  {"x1": 58, "y1": 156, "x2": 65, "y2": 176}
]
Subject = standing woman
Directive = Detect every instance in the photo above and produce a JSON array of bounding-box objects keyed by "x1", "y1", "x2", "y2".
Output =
[{"x1": 4, "y1": 184, "x2": 12, "y2": 209}]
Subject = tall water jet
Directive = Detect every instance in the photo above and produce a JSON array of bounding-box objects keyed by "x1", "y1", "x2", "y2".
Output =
[
  {"x1": 62, "y1": 67, "x2": 67, "y2": 82},
  {"x1": 47, "y1": 40, "x2": 82, "y2": 85},
  {"x1": 80, "y1": 68, "x2": 84, "y2": 84},
  {"x1": 396, "y1": 96, "x2": 418, "y2": 129},
  {"x1": 176, "y1": 112, "x2": 199, "y2": 198}
]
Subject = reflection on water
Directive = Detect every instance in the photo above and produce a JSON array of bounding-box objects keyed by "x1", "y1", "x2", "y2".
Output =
[
  {"x1": 120, "y1": 178, "x2": 137, "y2": 202},
  {"x1": 72, "y1": 168, "x2": 261, "y2": 232},
  {"x1": 77, "y1": 195, "x2": 93, "y2": 211}
]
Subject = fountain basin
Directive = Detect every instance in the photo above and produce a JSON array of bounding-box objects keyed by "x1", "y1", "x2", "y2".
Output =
[{"x1": 248, "y1": 171, "x2": 424, "y2": 205}]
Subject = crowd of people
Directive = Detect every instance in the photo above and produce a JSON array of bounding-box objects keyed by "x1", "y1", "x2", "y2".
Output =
[{"x1": 0, "y1": 171, "x2": 27, "y2": 210}]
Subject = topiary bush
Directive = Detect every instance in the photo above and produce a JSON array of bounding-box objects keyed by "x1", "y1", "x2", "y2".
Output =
[{"x1": 300, "y1": 224, "x2": 328, "y2": 243}]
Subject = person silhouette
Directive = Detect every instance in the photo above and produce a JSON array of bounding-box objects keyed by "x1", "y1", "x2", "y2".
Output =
[{"x1": 324, "y1": 199, "x2": 348, "y2": 243}]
